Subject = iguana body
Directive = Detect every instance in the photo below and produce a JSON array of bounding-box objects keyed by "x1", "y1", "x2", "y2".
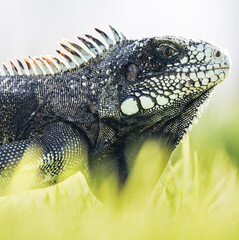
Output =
[{"x1": 0, "y1": 26, "x2": 230, "y2": 196}]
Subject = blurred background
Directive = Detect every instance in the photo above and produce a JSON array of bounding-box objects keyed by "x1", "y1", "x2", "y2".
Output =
[{"x1": 0, "y1": 0, "x2": 238, "y2": 162}]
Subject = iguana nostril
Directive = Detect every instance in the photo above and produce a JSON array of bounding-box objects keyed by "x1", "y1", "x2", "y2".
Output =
[{"x1": 214, "y1": 49, "x2": 221, "y2": 58}]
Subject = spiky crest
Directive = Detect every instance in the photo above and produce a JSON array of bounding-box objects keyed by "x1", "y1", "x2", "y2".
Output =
[{"x1": 0, "y1": 25, "x2": 126, "y2": 77}]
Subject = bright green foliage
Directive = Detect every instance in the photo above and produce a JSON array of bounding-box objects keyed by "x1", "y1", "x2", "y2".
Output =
[{"x1": 0, "y1": 101, "x2": 238, "y2": 240}]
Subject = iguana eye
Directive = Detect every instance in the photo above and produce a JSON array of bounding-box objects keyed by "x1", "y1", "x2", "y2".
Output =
[
  {"x1": 155, "y1": 43, "x2": 179, "y2": 62},
  {"x1": 160, "y1": 45, "x2": 175, "y2": 57},
  {"x1": 126, "y1": 63, "x2": 138, "y2": 82},
  {"x1": 158, "y1": 45, "x2": 176, "y2": 58}
]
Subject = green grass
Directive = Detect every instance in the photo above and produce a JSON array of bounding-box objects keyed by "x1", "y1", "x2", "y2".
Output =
[{"x1": 0, "y1": 100, "x2": 238, "y2": 240}]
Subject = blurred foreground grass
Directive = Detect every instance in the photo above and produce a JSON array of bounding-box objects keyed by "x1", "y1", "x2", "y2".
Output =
[{"x1": 0, "y1": 101, "x2": 239, "y2": 240}]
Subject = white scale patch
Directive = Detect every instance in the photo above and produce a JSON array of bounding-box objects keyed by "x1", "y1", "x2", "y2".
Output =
[
  {"x1": 206, "y1": 70, "x2": 214, "y2": 78},
  {"x1": 196, "y1": 44, "x2": 204, "y2": 51},
  {"x1": 197, "y1": 71, "x2": 205, "y2": 79},
  {"x1": 180, "y1": 56, "x2": 188, "y2": 64},
  {"x1": 150, "y1": 92, "x2": 157, "y2": 98},
  {"x1": 211, "y1": 75, "x2": 218, "y2": 82},
  {"x1": 195, "y1": 82, "x2": 200, "y2": 87},
  {"x1": 219, "y1": 73, "x2": 225, "y2": 79},
  {"x1": 156, "y1": 96, "x2": 168, "y2": 105},
  {"x1": 196, "y1": 52, "x2": 204, "y2": 61},
  {"x1": 121, "y1": 97, "x2": 139, "y2": 115},
  {"x1": 190, "y1": 73, "x2": 197, "y2": 80},
  {"x1": 202, "y1": 78, "x2": 209, "y2": 85},
  {"x1": 139, "y1": 96, "x2": 155, "y2": 109},
  {"x1": 169, "y1": 94, "x2": 178, "y2": 100}
]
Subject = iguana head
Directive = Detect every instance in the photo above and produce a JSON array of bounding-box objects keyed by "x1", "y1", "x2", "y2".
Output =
[
  {"x1": 95, "y1": 34, "x2": 230, "y2": 152},
  {"x1": 118, "y1": 37, "x2": 230, "y2": 115}
]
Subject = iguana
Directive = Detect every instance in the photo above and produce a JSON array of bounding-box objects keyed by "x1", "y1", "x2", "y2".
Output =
[{"x1": 0, "y1": 25, "x2": 230, "y2": 196}]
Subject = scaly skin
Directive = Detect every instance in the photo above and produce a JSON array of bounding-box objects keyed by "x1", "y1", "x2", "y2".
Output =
[{"x1": 0, "y1": 26, "x2": 231, "y2": 196}]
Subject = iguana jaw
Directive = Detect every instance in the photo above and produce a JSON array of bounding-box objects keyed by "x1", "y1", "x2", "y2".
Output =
[{"x1": 142, "y1": 86, "x2": 214, "y2": 154}]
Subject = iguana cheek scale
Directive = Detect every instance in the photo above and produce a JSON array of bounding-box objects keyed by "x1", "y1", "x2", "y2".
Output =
[
  {"x1": 121, "y1": 97, "x2": 139, "y2": 115},
  {"x1": 0, "y1": 25, "x2": 231, "y2": 197}
]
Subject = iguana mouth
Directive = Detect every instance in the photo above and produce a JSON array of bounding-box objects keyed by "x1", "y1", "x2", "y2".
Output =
[
  {"x1": 143, "y1": 66, "x2": 230, "y2": 79},
  {"x1": 168, "y1": 66, "x2": 230, "y2": 72}
]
